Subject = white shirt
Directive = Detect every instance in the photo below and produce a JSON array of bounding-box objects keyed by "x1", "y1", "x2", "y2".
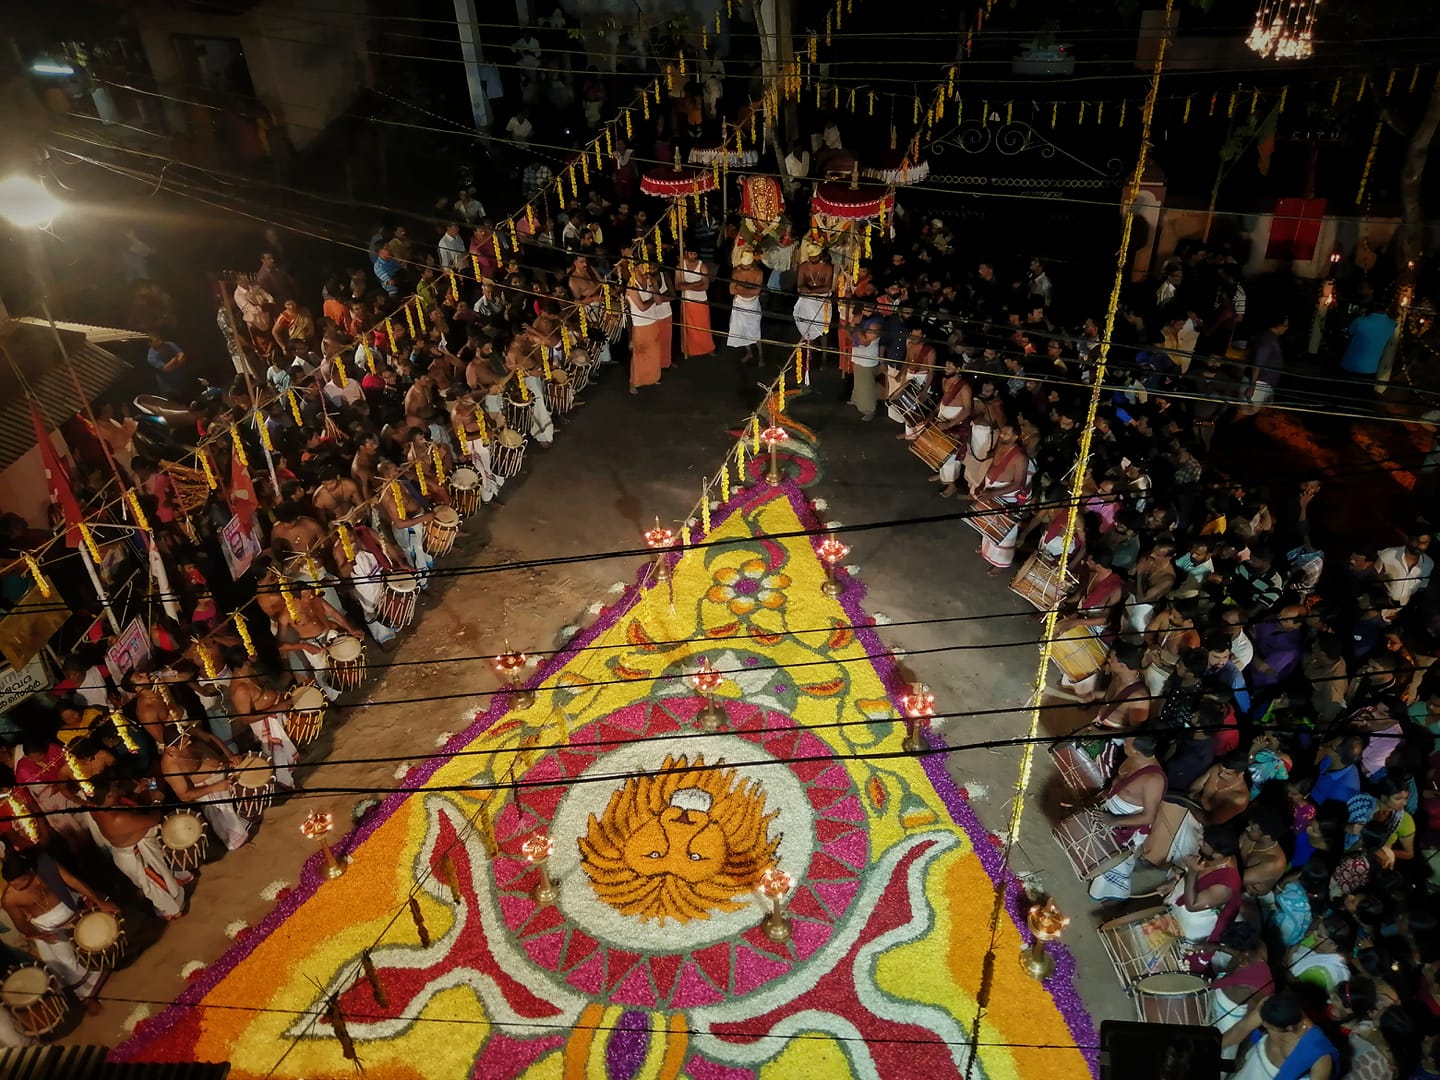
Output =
[
  {"x1": 1226, "y1": 630, "x2": 1254, "y2": 672},
  {"x1": 454, "y1": 197, "x2": 486, "y2": 224},
  {"x1": 1376, "y1": 545, "x2": 1434, "y2": 607},
  {"x1": 437, "y1": 233, "x2": 467, "y2": 270},
  {"x1": 505, "y1": 115, "x2": 533, "y2": 141},
  {"x1": 784, "y1": 151, "x2": 810, "y2": 179},
  {"x1": 850, "y1": 338, "x2": 881, "y2": 368},
  {"x1": 678, "y1": 264, "x2": 707, "y2": 301}
]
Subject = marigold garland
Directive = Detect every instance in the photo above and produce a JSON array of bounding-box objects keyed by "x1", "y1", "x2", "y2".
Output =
[
  {"x1": 230, "y1": 426, "x2": 249, "y2": 468},
  {"x1": 22, "y1": 553, "x2": 50, "y2": 597},
  {"x1": 124, "y1": 488, "x2": 151, "y2": 532},
  {"x1": 78, "y1": 521, "x2": 102, "y2": 564},
  {"x1": 233, "y1": 611, "x2": 256, "y2": 657}
]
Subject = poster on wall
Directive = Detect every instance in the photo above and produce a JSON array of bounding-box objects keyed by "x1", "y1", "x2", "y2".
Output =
[
  {"x1": 0, "y1": 653, "x2": 52, "y2": 712},
  {"x1": 105, "y1": 618, "x2": 152, "y2": 680},
  {"x1": 220, "y1": 514, "x2": 264, "y2": 581}
]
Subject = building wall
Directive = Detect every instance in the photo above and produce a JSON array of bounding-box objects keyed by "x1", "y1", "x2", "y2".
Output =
[
  {"x1": 132, "y1": 0, "x2": 369, "y2": 151},
  {"x1": 0, "y1": 440, "x2": 65, "y2": 530}
]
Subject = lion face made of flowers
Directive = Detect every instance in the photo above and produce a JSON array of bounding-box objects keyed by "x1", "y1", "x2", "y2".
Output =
[{"x1": 579, "y1": 754, "x2": 780, "y2": 923}]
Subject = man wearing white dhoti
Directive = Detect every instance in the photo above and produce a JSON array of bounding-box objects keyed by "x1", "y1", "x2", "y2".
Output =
[{"x1": 2, "y1": 851, "x2": 116, "y2": 1004}]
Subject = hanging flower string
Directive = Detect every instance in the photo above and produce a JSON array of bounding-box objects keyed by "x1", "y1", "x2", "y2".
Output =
[
  {"x1": 230, "y1": 426, "x2": 249, "y2": 469},
  {"x1": 337, "y1": 524, "x2": 356, "y2": 562},
  {"x1": 22, "y1": 553, "x2": 50, "y2": 598},
  {"x1": 233, "y1": 611, "x2": 256, "y2": 658},
  {"x1": 430, "y1": 446, "x2": 447, "y2": 486},
  {"x1": 288, "y1": 391, "x2": 304, "y2": 426},
  {"x1": 279, "y1": 582, "x2": 302, "y2": 622},
  {"x1": 78, "y1": 521, "x2": 103, "y2": 564},
  {"x1": 197, "y1": 646, "x2": 219, "y2": 681},
  {"x1": 111, "y1": 710, "x2": 141, "y2": 754},
  {"x1": 62, "y1": 745, "x2": 95, "y2": 798},
  {"x1": 199, "y1": 451, "x2": 218, "y2": 490},
  {"x1": 390, "y1": 481, "x2": 407, "y2": 520},
  {"x1": 5, "y1": 794, "x2": 37, "y2": 843},
  {"x1": 124, "y1": 489, "x2": 151, "y2": 532}
]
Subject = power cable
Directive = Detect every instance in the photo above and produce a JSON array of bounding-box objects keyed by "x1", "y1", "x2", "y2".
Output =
[{"x1": 42, "y1": 135, "x2": 1440, "y2": 419}]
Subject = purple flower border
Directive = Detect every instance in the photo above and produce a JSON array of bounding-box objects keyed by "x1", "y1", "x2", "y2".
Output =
[{"x1": 113, "y1": 477, "x2": 1097, "y2": 1075}]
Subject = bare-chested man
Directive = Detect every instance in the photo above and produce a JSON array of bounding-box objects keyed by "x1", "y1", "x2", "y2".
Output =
[
  {"x1": 567, "y1": 253, "x2": 603, "y2": 306},
  {"x1": 224, "y1": 650, "x2": 299, "y2": 787},
  {"x1": 2, "y1": 850, "x2": 116, "y2": 1008},
  {"x1": 275, "y1": 584, "x2": 360, "y2": 703},
  {"x1": 311, "y1": 463, "x2": 363, "y2": 524},
  {"x1": 351, "y1": 432, "x2": 382, "y2": 501},
  {"x1": 84, "y1": 772, "x2": 189, "y2": 918},
  {"x1": 377, "y1": 460, "x2": 436, "y2": 588},
  {"x1": 727, "y1": 250, "x2": 764, "y2": 365},
  {"x1": 793, "y1": 241, "x2": 835, "y2": 348},
  {"x1": 159, "y1": 723, "x2": 250, "y2": 851}
]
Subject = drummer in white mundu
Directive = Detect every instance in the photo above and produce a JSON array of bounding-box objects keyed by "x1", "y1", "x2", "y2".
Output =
[
  {"x1": 79, "y1": 769, "x2": 191, "y2": 920},
  {"x1": 376, "y1": 460, "x2": 436, "y2": 589},
  {"x1": 274, "y1": 580, "x2": 364, "y2": 705},
  {"x1": 160, "y1": 724, "x2": 251, "y2": 852},
  {"x1": 1, "y1": 850, "x2": 118, "y2": 1011},
  {"x1": 223, "y1": 650, "x2": 300, "y2": 790},
  {"x1": 1086, "y1": 734, "x2": 1168, "y2": 902}
]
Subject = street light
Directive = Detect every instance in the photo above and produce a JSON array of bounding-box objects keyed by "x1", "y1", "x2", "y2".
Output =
[{"x1": 0, "y1": 176, "x2": 64, "y2": 230}]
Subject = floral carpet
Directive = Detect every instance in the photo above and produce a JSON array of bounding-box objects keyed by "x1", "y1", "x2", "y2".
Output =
[{"x1": 112, "y1": 479, "x2": 1096, "y2": 1079}]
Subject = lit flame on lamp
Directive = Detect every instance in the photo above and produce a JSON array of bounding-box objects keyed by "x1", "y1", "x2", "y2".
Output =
[
  {"x1": 1020, "y1": 897, "x2": 1070, "y2": 980},
  {"x1": 761, "y1": 426, "x2": 787, "y2": 485},
  {"x1": 690, "y1": 656, "x2": 727, "y2": 732},
  {"x1": 818, "y1": 536, "x2": 850, "y2": 597},
  {"x1": 301, "y1": 811, "x2": 348, "y2": 879},
  {"x1": 759, "y1": 866, "x2": 794, "y2": 942},
  {"x1": 522, "y1": 832, "x2": 559, "y2": 903},
  {"x1": 900, "y1": 683, "x2": 934, "y2": 754},
  {"x1": 644, "y1": 518, "x2": 677, "y2": 583},
  {"x1": 495, "y1": 644, "x2": 535, "y2": 709}
]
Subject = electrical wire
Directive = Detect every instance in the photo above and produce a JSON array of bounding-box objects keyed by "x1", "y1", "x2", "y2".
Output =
[{"x1": 42, "y1": 135, "x2": 1440, "y2": 422}]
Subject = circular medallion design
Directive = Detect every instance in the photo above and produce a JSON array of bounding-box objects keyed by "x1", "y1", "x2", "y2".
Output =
[{"x1": 487, "y1": 698, "x2": 869, "y2": 1009}]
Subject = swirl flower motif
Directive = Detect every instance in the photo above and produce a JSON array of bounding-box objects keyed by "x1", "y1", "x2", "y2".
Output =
[{"x1": 707, "y1": 559, "x2": 790, "y2": 617}]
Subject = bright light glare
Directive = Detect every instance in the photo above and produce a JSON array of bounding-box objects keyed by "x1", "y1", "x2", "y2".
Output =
[
  {"x1": 30, "y1": 60, "x2": 76, "y2": 77},
  {"x1": 0, "y1": 176, "x2": 64, "y2": 228}
]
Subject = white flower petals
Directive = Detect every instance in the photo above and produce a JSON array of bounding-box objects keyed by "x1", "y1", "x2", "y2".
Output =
[
  {"x1": 121, "y1": 1004, "x2": 151, "y2": 1032},
  {"x1": 259, "y1": 879, "x2": 290, "y2": 902},
  {"x1": 179, "y1": 961, "x2": 206, "y2": 980},
  {"x1": 393, "y1": 761, "x2": 414, "y2": 780},
  {"x1": 223, "y1": 921, "x2": 247, "y2": 940}
]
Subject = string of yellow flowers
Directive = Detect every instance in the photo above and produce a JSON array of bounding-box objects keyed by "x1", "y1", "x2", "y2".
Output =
[
  {"x1": 233, "y1": 610, "x2": 256, "y2": 658},
  {"x1": 22, "y1": 553, "x2": 51, "y2": 597}
]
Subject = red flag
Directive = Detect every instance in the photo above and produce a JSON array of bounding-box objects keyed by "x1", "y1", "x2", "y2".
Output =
[
  {"x1": 29, "y1": 400, "x2": 84, "y2": 547},
  {"x1": 229, "y1": 450, "x2": 257, "y2": 531}
]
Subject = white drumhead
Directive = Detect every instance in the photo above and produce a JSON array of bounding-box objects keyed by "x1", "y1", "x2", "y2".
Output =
[
  {"x1": 234, "y1": 753, "x2": 274, "y2": 789},
  {"x1": 328, "y1": 636, "x2": 362, "y2": 662},
  {"x1": 450, "y1": 467, "x2": 479, "y2": 490},
  {"x1": 551, "y1": 369, "x2": 571, "y2": 385},
  {"x1": 162, "y1": 811, "x2": 204, "y2": 847},
  {"x1": 499, "y1": 429, "x2": 524, "y2": 448},
  {"x1": 73, "y1": 911, "x2": 119, "y2": 950},
  {"x1": 290, "y1": 685, "x2": 327, "y2": 712},
  {"x1": 1134, "y1": 973, "x2": 1205, "y2": 995},
  {"x1": 385, "y1": 571, "x2": 419, "y2": 594},
  {"x1": 2, "y1": 966, "x2": 50, "y2": 1005},
  {"x1": 434, "y1": 505, "x2": 459, "y2": 526}
]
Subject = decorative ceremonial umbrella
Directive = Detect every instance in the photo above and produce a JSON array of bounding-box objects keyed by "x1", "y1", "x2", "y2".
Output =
[
  {"x1": 686, "y1": 140, "x2": 760, "y2": 169},
  {"x1": 811, "y1": 177, "x2": 895, "y2": 220},
  {"x1": 861, "y1": 147, "x2": 930, "y2": 186},
  {"x1": 639, "y1": 153, "x2": 717, "y2": 258}
]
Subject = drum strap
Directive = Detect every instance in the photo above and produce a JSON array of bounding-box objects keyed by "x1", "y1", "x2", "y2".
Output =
[{"x1": 1109, "y1": 763, "x2": 1164, "y2": 800}]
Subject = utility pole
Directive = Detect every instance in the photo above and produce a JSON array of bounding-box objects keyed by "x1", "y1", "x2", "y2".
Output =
[
  {"x1": 757, "y1": 0, "x2": 798, "y2": 192},
  {"x1": 453, "y1": 0, "x2": 493, "y2": 130}
]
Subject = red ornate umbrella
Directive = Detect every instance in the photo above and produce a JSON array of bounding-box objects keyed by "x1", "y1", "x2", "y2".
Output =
[
  {"x1": 861, "y1": 148, "x2": 930, "y2": 186},
  {"x1": 811, "y1": 179, "x2": 895, "y2": 220},
  {"x1": 640, "y1": 164, "x2": 718, "y2": 199}
]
